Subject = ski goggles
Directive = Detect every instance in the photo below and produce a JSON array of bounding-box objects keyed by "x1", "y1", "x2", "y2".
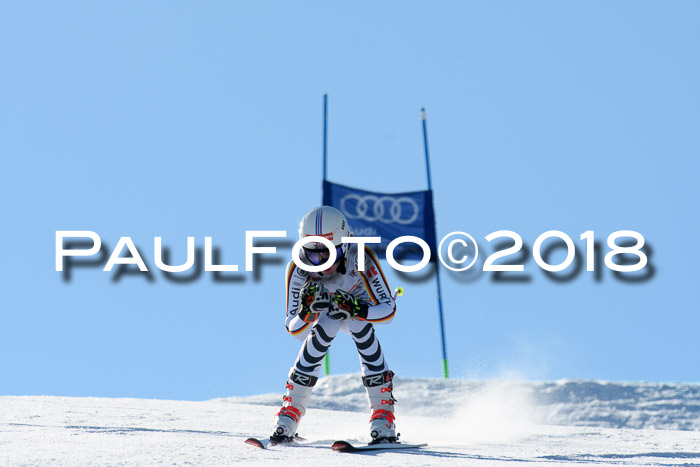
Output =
[{"x1": 303, "y1": 246, "x2": 344, "y2": 266}]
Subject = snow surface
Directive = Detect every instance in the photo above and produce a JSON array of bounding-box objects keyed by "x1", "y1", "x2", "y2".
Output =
[{"x1": 2, "y1": 375, "x2": 699, "y2": 466}]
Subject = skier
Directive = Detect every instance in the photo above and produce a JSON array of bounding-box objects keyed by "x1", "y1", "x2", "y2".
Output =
[{"x1": 271, "y1": 205, "x2": 398, "y2": 444}]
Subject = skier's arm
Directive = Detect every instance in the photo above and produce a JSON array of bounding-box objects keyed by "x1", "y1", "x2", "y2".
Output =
[
  {"x1": 359, "y1": 247, "x2": 396, "y2": 323},
  {"x1": 284, "y1": 261, "x2": 313, "y2": 340}
]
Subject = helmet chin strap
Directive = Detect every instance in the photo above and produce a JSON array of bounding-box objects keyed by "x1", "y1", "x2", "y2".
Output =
[{"x1": 335, "y1": 252, "x2": 347, "y2": 275}]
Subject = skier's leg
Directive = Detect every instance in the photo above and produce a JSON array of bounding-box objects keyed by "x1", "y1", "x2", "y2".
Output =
[
  {"x1": 273, "y1": 318, "x2": 340, "y2": 439},
  {"x1": 292, "y1": 318, "x2": 340, "y2": 377},
  {"x1": 349, "y1": 321, "x2": 397, "y2": 442},
  {"x1": 349, "y1": 322, "x2": 389, "y2": 374}
]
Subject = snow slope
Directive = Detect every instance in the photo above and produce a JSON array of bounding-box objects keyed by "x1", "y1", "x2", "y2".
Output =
[
  {"x1": 2, "y1": 375, "x2": 699, "y2": 466},
  {"x1": 228, "y1": 375, "x2": 700, "y2": 431}
]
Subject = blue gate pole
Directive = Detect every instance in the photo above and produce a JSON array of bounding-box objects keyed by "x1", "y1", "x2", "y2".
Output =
[
  {"x1": 322, "y1": 94, "x2": 331, "y2": 376},
  {"x1": 323, "y1": 94, "x2": 328, "y2": 181},
  {"x1": 421, "y1": 108, "x2": 449, "y2": 379}
]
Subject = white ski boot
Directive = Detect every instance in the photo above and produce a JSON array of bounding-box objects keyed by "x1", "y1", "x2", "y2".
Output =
[
  {"x1": 272, "y1": 370, "x2": 316, "y2": 442},
  {"x1": 369, "y1": 408, "x2": 396, "y2": 441},
  {"x1": 363, "y1": 370, "x2": 398, "y2": 443}
]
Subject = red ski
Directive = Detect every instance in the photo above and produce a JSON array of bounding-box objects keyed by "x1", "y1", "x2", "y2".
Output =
[{"x1": 244, "y1": 436, "x2": 306, "y2": 449}]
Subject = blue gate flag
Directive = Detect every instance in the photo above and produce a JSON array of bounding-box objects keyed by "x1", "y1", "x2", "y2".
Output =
[{"x1": 323, "y1": 180, "x2": 437, "y2": 262}]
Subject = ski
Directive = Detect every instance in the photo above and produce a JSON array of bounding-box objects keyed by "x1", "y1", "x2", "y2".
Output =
[
  {"x1": 244, "y1": 435, "x2": 306, "y2": 449},
  {"x1": 331, "y1": 440, "x2": 427, "y2": 452}
]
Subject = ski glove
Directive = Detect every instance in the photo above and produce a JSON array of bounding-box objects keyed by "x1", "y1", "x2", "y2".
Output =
[
  {"x1": 299, "y1": 281, "x2": 331, "y2": 323},
  {"x1": 328, "y1": 289, "x2": 369, "y2": 320}
]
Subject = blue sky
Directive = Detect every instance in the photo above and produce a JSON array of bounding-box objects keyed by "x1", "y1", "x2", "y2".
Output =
[{"x1": 1, "y1": 1, "x2": 698, "y2": 400}]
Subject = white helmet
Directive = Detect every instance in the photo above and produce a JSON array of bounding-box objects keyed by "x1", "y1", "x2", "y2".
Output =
[{"x1": 298, "y1": 206, "x2": 351, "y2": 266}]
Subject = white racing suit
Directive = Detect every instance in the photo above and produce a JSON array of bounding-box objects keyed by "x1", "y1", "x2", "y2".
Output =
[{"x1": 275, "y1": 243, "x2": 397, "y2": 439}]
